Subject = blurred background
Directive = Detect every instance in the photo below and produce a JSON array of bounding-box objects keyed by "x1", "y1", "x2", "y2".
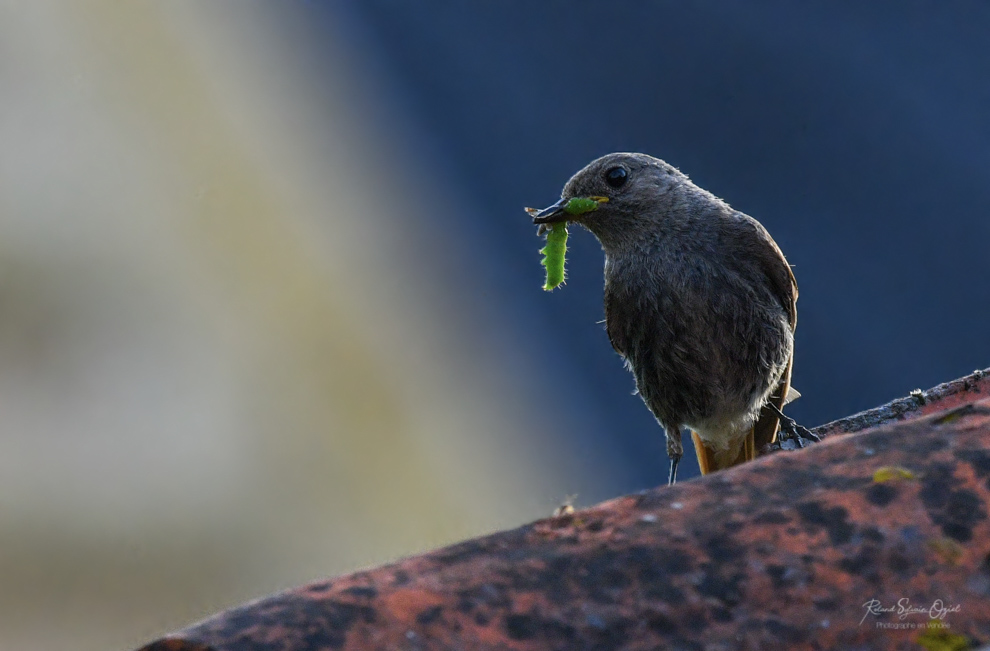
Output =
[{"x1": 1, "y1": 2, "x2": 988, "y2": 649}]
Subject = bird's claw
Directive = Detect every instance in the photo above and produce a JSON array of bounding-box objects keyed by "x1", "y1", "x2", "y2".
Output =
[{"x1": 767, "y1": 403, "x2": 821, "y2": 449}]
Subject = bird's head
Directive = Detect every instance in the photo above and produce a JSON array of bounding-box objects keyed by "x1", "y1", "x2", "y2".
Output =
[{"x1": 527, "y1": 152, "x2": 688, "y2": 251}]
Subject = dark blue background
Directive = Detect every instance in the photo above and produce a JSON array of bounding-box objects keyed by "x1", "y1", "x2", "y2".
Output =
[{"x1": 294, "y1": 2, "x2": 989, "y2": 489}]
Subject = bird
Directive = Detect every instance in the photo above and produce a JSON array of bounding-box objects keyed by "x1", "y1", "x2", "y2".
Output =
[{"x1": 530, "y1": 152, "x2": 800, "y2": 485}]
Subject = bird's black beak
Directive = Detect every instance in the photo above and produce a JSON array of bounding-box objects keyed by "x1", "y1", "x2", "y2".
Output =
[
  {"x1": 526, "y1": 198, "x2": 569, "y2": 225},
  {"x1": 526, "y1": 196, "x2": 609, "y2": 224}
]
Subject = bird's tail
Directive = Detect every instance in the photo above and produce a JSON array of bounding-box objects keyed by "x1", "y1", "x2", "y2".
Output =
[
  {"x1": 693, "y1": 385, "x2": 802, "y2": 474},
  {"x1": 691, "y1": 428, "x2": 756, "y2": 475}
]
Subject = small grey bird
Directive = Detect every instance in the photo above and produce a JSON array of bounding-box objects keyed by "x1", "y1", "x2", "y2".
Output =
[{"x1": 530, "y1": 152, "x2": 799, "y2": 484}]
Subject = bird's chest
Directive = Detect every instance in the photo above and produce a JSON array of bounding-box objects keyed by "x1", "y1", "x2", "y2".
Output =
[
  {"x1": 603, "y1": 250, "x2": 735, "y2": 361},
  {"x1": 604, "y1": 256, "x2": 689, "y2": 355}
]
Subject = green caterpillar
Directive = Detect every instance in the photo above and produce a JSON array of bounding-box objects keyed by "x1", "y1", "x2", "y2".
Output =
[
  {"x1": 535, "y1": 196, "x2": 607, "y2": 291},
  {"x1": 540, "y1": 223, "x2": 568, "y2": 291},
  {"x1": 563, "y1": 197, "x2": 601, "y2": 215}
]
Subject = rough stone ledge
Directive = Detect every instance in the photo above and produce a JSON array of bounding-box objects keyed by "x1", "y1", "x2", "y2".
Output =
[
  {"x1": 813, "y1": 367, "x2": 990, "y2": 438},
  {"x1": 139, "y1": 368, "x2": 990, "y2": 651}
]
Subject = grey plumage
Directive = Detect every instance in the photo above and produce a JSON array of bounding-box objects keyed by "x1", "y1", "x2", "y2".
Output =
[{"x1": 532, "y1": 153, "x2": 797, "y2": 482}]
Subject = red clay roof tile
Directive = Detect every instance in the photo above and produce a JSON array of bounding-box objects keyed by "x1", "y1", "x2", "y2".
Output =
[{"x1": 139, "y1": 368, "x2": 990, "y2": 650}]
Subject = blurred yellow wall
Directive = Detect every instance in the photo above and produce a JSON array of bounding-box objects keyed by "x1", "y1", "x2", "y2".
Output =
[{"x1": 0, "y1": 3, "x2": 585, "y2": 649}]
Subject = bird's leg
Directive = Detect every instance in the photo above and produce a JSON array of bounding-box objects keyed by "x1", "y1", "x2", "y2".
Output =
[
  {"x1": 666, "y1": 428, "x2": 683, "y2": 486},
  {"x1": 668, "y1": 454, "x2": 681, "y2": 486},
  {"x1": 767, "y1": 403, "x2": 821, "y2": 448}
]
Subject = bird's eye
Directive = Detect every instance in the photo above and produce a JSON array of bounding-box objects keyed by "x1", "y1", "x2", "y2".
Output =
[{"x1": 604, "y1": 166, "x2": 628, "y2": 188}]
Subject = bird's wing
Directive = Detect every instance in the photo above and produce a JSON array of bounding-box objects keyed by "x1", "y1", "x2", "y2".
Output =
[{"x1": 732, "y1": 214, "x2": 799, "y2": 452}]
